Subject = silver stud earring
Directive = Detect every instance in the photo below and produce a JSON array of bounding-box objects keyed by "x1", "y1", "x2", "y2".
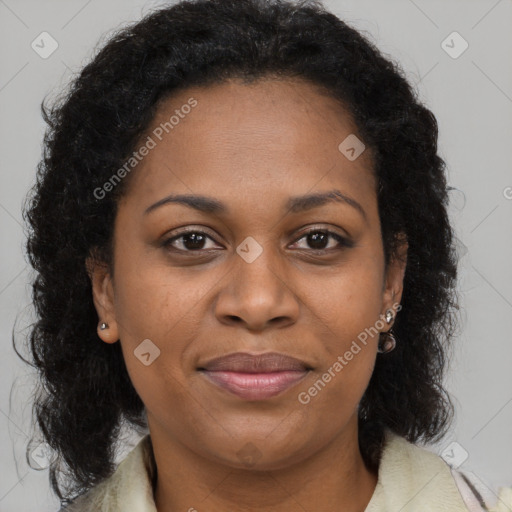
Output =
[
  {"x1": 385, "y1": 309, "x2": 394, "y2": 324},
  {"x1": 99, "y1": 322, "x2": 109, "y2": 330}
]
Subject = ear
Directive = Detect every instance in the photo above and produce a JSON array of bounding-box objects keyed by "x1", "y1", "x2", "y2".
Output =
[
  {"x1": 381, "y1": 234, "x2": 408, "y2": 330},
  {"x1": 85, "y1": 253, "x2": 119, "y2": 344}
]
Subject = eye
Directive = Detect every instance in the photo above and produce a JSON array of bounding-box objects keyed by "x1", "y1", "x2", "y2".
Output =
[
  {"x1": 290, "y1": 228, "x2": 353, "y2": 253},
  {"x1": 161, "y1": 226, "x2": 353, "y2": 255},
  {"x1": 162, "y1": 229, "x2": 221, "y2": 253}
]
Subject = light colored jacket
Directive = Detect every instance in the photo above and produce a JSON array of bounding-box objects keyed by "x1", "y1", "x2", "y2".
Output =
[{"x1": 60, "y1": 429, "x2": 511, "y2": 511}]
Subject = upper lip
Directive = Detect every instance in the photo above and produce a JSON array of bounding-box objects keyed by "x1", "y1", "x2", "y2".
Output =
[{"x1": 198, "y1": 352, "x2": 312, "y2": 373}]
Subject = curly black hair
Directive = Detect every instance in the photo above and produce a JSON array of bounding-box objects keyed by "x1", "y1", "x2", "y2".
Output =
[{"x1": 16, "y1": 0, "x2": 459, "y2": 505}]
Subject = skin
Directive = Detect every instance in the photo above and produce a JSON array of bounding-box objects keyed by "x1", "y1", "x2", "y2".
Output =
[{"x1": 88, "y1": 77, "x2": 407, "y2": 512}]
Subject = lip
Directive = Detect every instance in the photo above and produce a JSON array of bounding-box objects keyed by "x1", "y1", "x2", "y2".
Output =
[
  {"x1": 200, "y1": 370, "x2": 309, "y2": 400},
  {"x1": 198, "y1": 352, "x2": 311, "y2": 372},
  {"x1": 197, "y1": 352, "x2": 312, "y2": 400}
]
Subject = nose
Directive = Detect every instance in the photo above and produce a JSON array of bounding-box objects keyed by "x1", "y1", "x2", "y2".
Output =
[{"x1": 214, "y1": 244, "x2": 300, "y2": 332}]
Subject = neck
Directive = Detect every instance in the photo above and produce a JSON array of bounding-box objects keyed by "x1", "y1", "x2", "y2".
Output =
[{"x1": 150, "y1": 418, "x2": 379, "y2": 512}]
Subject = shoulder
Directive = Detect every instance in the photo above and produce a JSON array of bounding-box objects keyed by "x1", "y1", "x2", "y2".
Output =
[
  {"x1": 450, "y1": 468, "x2": 489, "y2": 511},
  {"x1": 451, "y1": 468, "x2": 512, "y2": 512},
  {"x1": 370, "y1": 430, "x2": 512, "y2": 512},
  {"x1": 366, "y1": 430, "x2": 484, "y2": 511},
  {"x1": 56, "y1": 434, "x2": 156, "y2": 512}
]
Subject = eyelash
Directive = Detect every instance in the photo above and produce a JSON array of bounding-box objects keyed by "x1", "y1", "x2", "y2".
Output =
[{"x1": 161, "y1": 227, "x2": 353, "y2": 255}]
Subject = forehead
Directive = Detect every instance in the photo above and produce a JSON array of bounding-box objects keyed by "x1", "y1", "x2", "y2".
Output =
[{"x1": 120, "y1": 77, "x2": 376, "y2": 216}]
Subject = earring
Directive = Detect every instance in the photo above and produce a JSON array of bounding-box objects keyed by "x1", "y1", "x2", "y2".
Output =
[
  {"x1": 99, "y1": 322, "x2": 109, "y2": 330},
  {"x1": 378, "y1": 330, "x2": 396, "y2": 354},
  {"x1": 378, "y1": 308, "x2": 397, "y2": 354}
]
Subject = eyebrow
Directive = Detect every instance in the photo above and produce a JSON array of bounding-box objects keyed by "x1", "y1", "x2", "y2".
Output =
[{"x1": 144, "y1": 189, "x2": 367, "y2": 220}]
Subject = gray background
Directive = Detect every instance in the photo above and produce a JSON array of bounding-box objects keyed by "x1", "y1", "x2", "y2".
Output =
[{"x1": 1, "y1": 0, "x2": 511, "y2": 510}]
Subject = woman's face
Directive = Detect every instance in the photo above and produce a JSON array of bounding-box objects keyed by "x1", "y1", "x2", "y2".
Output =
[{"x1": 91, "y1": 77, "x2": 406, "y2": 470}]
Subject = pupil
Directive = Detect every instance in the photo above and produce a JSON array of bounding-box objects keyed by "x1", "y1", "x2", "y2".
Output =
[
  {"x1": 184, "y1": 233, "x2": 205, "y2": 250},
  {"x1": 309, "y1": 232, "x2": 327, "y2": 249}
]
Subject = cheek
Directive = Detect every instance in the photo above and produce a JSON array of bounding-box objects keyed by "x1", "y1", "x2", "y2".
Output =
[
  {"x1": 112, "y1": 248, "x2": 209, "y2": 342},
  {"x1": 295, "y1": 307, "x2": 377, "y2": 426},
  {"x1": 294, "y1": 254, "x2": 383, "y2": 403},
  {"x1": 111, "y1": 249, "x2": 219, "y2": 403},
  {"x1": 299, "y1": 251, "x2": 385, "y2": 340}
]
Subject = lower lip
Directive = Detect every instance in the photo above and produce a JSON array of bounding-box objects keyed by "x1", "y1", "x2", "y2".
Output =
[{"x1": 200, "y1": 370, "x2": 309, "y2": 400}]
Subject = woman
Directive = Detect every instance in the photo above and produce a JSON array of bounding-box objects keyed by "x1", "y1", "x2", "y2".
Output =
[{"x1": 19, "y1": 0, "x2": 511, "y2": 510}]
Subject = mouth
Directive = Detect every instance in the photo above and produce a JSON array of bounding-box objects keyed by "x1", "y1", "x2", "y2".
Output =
[{"x1": 197, "y1": 352, "x2": 312, "y2": 401}]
